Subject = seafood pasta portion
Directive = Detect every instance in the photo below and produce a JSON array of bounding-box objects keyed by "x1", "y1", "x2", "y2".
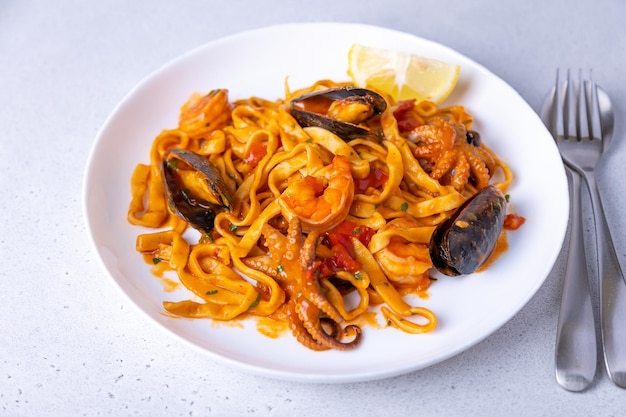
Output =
[{"x1": 127, "y1": 79, "x2": 516, "y2": 351}]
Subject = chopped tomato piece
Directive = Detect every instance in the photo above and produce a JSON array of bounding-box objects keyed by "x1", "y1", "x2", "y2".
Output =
[
  {"x1": 316, "y1": 220, "x2": 377, "y2": 278},
  {"x1": 329, "y1": 220, "x2": 358, "y2": 235},
  {"x1": 327, "y1": 233, "x2": 355, "y2": 258},
  {"x1": 393, "y1": 99, "x2": 420, "y2": 132},
  {"x1": 503, "y1": 213, "x2": 526, "y2": 230},
  {"x1": 317, "y1": 244, "x2": 362, "y2": 278},
  {"x1": 326, "y1": 220, "x2": 376, "y2": 247},
  {"x1": 354, "y1": 225, "x2": 376, "y2": 247},
  {"x1": 330, "y1": 244, "x2": 362, "y2": 272},
  {"x1": 244, "y1": 142, "x2": 267, "y2": 167},
  {"x1": 393, "y1": 99, "x2": 415, "y2": 114},
  {"x1": 316, "y1": 259, "x2": 334, "y2": 279},
  {"x1": 355, "y1": 168, "x2": 389, "y2": 194}
]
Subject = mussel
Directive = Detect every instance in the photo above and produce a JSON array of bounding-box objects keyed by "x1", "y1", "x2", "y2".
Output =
[
  {"x1": 161, "y1": 149, "x2": 232, "y2": 233},
  {"x1": 429, "y1": 185, "x2": 507, "y2": 276},
  {"x1": 289, "y1": 86, "x2": 387, "y2": 140}
]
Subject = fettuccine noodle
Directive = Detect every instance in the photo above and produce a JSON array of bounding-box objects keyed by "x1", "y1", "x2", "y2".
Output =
[{"x1": 127, "y1": 78, "x2": 513, "y2": 351}]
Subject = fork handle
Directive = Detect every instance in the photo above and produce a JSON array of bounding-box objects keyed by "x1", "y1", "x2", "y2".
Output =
[
  {"x1": 555, "y1": 168, "x2": 597, "y2": 391},
  {"x1": 584, "y1": 172, "x2": 626, "y2": 388}
]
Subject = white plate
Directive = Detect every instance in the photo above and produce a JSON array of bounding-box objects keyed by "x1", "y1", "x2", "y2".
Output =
[{"x1": 83, "y1": 23, "x2": 568, "y2": 383}]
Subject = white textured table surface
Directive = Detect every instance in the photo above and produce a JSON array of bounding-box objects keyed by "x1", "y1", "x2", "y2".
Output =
[{"x1": 2, "y1": 0, "x2": 626, "y2": 415}]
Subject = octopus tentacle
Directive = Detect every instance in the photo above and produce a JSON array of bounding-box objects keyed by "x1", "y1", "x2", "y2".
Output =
[
  {"x1": 430, "y1": 149, "x2": 456, "y2": 180},
  {"x1": 286, "y1": 300, "x2": 329, "y2": 351},
  {"x1": 451, "y1": 152, "x2": 470, "y2": 192},
  {"x1": 284, "y1": 217, "x2": 304, "y2": 261},
  {"x1": 243, "y1": 216, "x2": 362, "y2": 351},
  {"x1": 466, "y1": 151, "x2": 490, "y2": 189},
  {"x1": 241, "y1": 256, "x2": 279, "y2": 278},
  {"x1": 300, "y1": 229, "x2": 344, "y2": 323},
  {"x1": 261, "y1": 224, "x2": 288, "y2": 255},
  {"x1": 411, "y1": 142, "x2": 442, "y2": 158},
  {"x1": 407, "y1": 117, "x2": 499, "y2": 192},
  {"x1": 300, "y1": 228, "x2": 319, "y2": 267},
  {"x1": 296, "y1": 298, "x2": 362, "y2": 351},
  {"x1": 319, "y1": 317, "x2": 341, "y2": 339},
  {"x1": 305, "y1": 290, "x2": 343, "y2": 324},
  {"x1": 471, "y1": 145, "x2": 497, "y2": 174}
]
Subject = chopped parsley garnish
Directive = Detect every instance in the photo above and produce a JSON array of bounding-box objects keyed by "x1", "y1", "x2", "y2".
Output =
[
  {"x1": 247, "y1": 293, "x2": 262, "y2": 310},
  {"x1": 152, "y1": 257, "x2": 162, "y2": 265},
  {"x1": 206, "y1": 290, "x2": 218, "y2": 295},
  {"x1": 400, "y1": 202, "x2": 409, "y2": 211}
]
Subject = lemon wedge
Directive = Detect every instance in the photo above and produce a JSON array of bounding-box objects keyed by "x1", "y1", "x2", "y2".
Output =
[{"x1": 347, "y1": 43, "x2": 460, "y2": 103}]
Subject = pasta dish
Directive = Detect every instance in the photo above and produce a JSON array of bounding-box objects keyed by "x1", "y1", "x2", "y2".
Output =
[{"x1": 127, "y1": 77, "x2": 520, "y2": 351}]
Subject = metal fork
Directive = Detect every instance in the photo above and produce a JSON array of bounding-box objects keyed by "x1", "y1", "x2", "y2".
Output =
[{"x1": 544, "y1": 69, "x2": 626, "y2": 390}]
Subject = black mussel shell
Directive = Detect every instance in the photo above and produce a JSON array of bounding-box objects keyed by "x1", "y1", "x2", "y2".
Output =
[
  {"x1": 289, "y1": 86, "x2": 387, "y2": 140},
  {"x1": 429, "y1": 185, "x2": 507, "y2": 276},
  {"x1": 161, "y1": 149, "x2": 232, "y2": 234}
]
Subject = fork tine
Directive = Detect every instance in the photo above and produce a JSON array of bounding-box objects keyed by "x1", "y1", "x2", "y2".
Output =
[
  {"x1": 586, "y1": 70, "x2": 603, "y2": 143},
  {"x1": 565, "y1": 69, "x2": 577, "y2": 140},
  {"x1": 578, "y1": 69, "x2": 590, "y2": 141},
  {"x1": 555, "y1": 68, "x2": 566, "y2": 138}
]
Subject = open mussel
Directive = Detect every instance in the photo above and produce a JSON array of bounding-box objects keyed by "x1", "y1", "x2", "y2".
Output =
[
  {"x1": 161, "y1": 149, "x2": 232, "y2": 233},
  {"x1": 289, "y1": 86, "x2": 387, "y2": 140},
  {"x1": 429, "y1": 185, "x2": 507, "y2": 276}
]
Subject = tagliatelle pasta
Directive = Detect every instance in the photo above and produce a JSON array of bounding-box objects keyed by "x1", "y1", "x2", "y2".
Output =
[{"x1": 127, "y1": 78, "x2": 513, "y2": 351}]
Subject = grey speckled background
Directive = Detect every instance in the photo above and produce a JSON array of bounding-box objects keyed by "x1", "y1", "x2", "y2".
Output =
[{"x1": 2, "y1": 0, "x2": 626, "y2": 415}]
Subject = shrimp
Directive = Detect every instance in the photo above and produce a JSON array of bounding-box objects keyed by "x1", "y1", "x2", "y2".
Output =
[
  {"x1": 371, "y1": 218, "x2": 433, "y2": 289},
  {"x1": 178, "y1": 89, "x2": 233, "y2": 139},
  {"x1": 278, "y1": 155, "x2": 354, "y2": 233}
]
